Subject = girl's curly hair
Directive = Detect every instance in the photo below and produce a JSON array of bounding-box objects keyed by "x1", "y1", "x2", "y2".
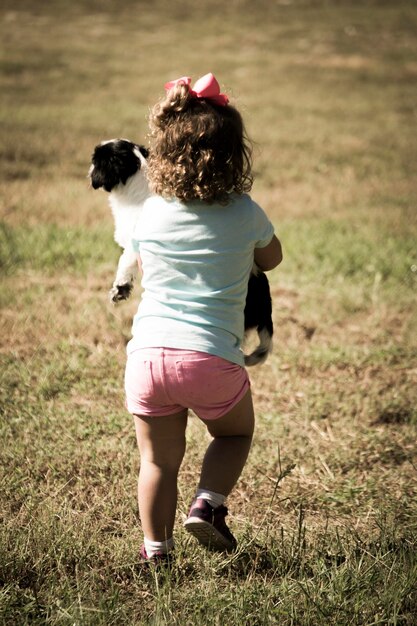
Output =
[{"x1": 147, "y1": 82, "x2": 253, "y2": 204}]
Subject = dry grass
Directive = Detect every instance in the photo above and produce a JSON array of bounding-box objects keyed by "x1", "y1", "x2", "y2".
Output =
[{"x1": 1, "y1": 0, "x2": 417, "y2": 624}]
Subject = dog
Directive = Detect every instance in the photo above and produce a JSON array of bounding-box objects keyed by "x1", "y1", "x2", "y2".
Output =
[
  {"x1": 89, "y1": 139, "x2": 149, "y2": 302},
  {"x1": 89, "y1": 139, "x2": 273, "y2": 365}
]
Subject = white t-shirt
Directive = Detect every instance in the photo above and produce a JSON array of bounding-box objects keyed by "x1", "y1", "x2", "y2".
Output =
[{"x1": 128, "y1": 193, "x2": 275, "y2": 366}]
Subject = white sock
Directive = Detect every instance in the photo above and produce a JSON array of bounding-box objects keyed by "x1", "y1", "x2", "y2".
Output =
[
  {"x1": 196, "y1": 489, "x2": 226, "y2": 509},
  {"x1": 143, "y1": 536, "x2": 174, "y2": 557}
]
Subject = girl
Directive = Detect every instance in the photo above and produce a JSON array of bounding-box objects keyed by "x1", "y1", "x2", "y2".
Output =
[{"x1": 125, "y1": 73, "x2": 282, "y2": 561}]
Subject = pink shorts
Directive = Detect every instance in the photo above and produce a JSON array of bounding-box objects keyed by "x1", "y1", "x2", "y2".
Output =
[{"x1": 125, "y1": 348, "x2": 250, "y2": 420}]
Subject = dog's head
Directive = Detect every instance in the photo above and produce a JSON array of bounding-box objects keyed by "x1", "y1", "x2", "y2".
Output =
[{"x1": 89, "y1": 139, "x2": 149, "y2": 192}]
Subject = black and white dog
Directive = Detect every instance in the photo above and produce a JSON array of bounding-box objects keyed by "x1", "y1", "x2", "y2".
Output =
[{"x1": 89, "y1": 139, "x2": 273, "y2": 366}]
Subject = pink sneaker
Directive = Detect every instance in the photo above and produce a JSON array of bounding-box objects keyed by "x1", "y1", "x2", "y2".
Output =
[{"x1": 184, "y1": 498, "x2": 237, "y2": 551}]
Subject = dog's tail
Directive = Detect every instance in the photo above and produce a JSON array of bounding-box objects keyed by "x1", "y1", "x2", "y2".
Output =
[
  {"x1": 244, "y1": 324, "x2": 273, "y2": 366},
  {"x1": 243, "y1": 271, "x2": 274, "y2": 366}
]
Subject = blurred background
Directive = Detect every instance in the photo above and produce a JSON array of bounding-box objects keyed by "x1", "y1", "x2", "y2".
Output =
[{"x1": 1, "y1": 1, "x2": 416, "y2": 623}]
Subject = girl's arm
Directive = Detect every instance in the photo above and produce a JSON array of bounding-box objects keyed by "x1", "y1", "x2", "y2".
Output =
[{"x1": 254, "y1": 235, "x2": 283, "y2": 271}]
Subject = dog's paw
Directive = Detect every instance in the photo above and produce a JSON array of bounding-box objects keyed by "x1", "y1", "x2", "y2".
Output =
[{"x1": 109, "y1": 283, "x2": 133, "y2": 303}]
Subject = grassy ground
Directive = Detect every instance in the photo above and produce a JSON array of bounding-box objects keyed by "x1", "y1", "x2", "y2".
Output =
[{"x1": 1, "y1": 0, "x2": 416, "y2": 624}]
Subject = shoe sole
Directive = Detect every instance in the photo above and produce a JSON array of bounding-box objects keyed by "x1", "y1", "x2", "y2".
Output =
[{"x1": 184, "y1": 517, "x2": 236, "y2": 551}]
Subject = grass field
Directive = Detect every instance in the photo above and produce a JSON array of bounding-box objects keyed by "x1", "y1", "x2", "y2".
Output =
[{"x1": 1, "y1": 0, "x2": 416, "y2": 624}]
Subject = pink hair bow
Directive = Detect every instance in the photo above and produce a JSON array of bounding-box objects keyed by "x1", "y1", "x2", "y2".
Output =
[{"x1": 165, "y1": 73, "x2": 229, "y2": 106}]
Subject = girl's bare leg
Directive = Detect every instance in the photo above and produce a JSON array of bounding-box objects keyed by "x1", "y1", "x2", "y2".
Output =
[
  {"x1": 198, "y1": 389, "x2": 254, "y2": 496},
  {"x1": 134, "y1": 410, "x2": 188, "y2": 541}
]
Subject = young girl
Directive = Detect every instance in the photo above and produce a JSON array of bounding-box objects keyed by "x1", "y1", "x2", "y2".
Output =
[{"x1": 124, "y1": 73, "x2": 282, "y2": 561}]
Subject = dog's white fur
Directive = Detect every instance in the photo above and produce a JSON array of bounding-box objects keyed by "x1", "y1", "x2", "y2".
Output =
[
  {"x1": 90, "y1": 141, "x2": 150, "y2": 301},
  {"x1": 109, "y1": 150, "x2": 149, "y2": 299}
]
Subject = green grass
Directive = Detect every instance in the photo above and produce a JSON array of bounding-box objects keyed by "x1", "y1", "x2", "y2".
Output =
[
  {"x1": 1, "y1": 0, "x2": 417, "y2": 624},
  {"x1": 0, "y1": 222, "x2": 118, "y2": 274}
]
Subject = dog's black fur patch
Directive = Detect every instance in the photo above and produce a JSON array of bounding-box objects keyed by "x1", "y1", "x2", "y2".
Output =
[
  {"x1": 244, "y1": 271, "x2": 274, "y2": 363},
  {"x1": 91, "y1": 140, "x2": 149, "y2": 192},
  {"x1": 244, "y1": 272, "x2": 273, "y2": 335}
]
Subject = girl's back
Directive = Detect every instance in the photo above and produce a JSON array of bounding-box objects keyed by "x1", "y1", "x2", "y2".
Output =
[{"x1": 131, "y1": 193, "x2": 274, "y2": 366}]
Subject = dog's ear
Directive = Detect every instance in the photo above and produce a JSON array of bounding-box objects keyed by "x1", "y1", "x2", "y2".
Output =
[
  {"x1": 138, "y1": 145, "x2": 149, "y2": 159},
  {"x1": 90, "y1": 160, "x2": 115, "y2": 191}
]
